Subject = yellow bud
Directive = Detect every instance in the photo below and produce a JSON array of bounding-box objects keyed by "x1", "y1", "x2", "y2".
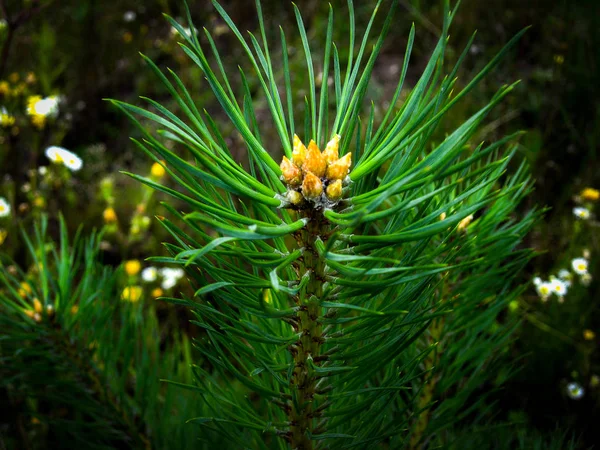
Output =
[
  {"x1": 33, "y1": 197, "x2": 45, "y2": 208},
  {"x1": 19, "y1": 282, "x2": 32, "y2": 298},
  {"x1": 326, "y1": 179, "x2": 343, "y2": 201},
  {"x1": 322, "y1": 134, "x2": 340, "y2": 164},
  {"x1": 581, "y1": 187, "x2": 599, "y2": 202},
  {"x1": 302, "y1": 171, "x2": 323, "y2": 199},
  {"x1": 33, "y1": 298, "x2": 43, "y2": 314},
  {"x1": 302, "y1": 140, "x2": 327, "y2": 178},
  {"x1": 280, "y1": 156, "x2": 302, "y2": 186},
  {"x1": 584, "y1": 329, "x2": 596, "y2": 341},
  {"x1": 292, "y1": 134, "x2": 307, "y2": 166},
  {"x1": 326, "y1": 152, "x2": 351, "y2": 180},
  {"x1": 151, "y1": 161, "x2": 166, "y2": 178},
  {"x1": 439, "y1": 212, "x2": 447, "y2": 221},
  {"x1": 24, "y1": 309, "x2": 35, "y2": 319},
  {"x1": 457, "y1": 214, "x2": 474, "y2": 231},
  {"x1": 121, "y1": 286, "x2": 143, "y2": 303},
  {"x1": 286, "y1": 190, "x2": 303, "y2": 205},
  {"x1": 151, "y1": 288, "x2": 164, "y2": 298},
  {"x1": 71, "y1": 305, "x2": 79, "y2": 314},
  {"x1": 124, "y1": 260, "x2": 141, "y2": 276},
  {"x1": 103, "y1": 207, "x2": 117, "y2": 223}
]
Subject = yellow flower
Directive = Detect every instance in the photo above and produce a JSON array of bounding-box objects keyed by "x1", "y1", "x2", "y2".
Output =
[
  {"x1": 103, "y1": 207, "x2": 117, "y2": 223},
  {"x1": 121, "y1": 286, "x2": 143, "y2": 302},
  {"x1": 124, "y1": 259, "x2": 141, "y2": 276},
  {"x1": 151, "y1": 287, "x2": 164, "y2": 298},
  {"x1": 33, "y1": 298, "x2": 43, "y2": 314},
  {"x1": 0, "y1": 81, "x2": 10, "y2": 95},
  {"x1": 150, "y1": 161, "x2": 166, "y2": 178},
  {"x1": 581, "y1": 187, "x2": 599, "y2": 202},
  {"x1": 33, "y1": 197, "x2": 45, "y2": 208},
  {"x1": 0, "y1": 110, "x2": 15, "y2": 127},
  {"x1": 18, "y1": 282, "x2": 32, "y2": 298},
  {"x1": 25, "y1": 72, "x2": 36, "y2": 84},
  {"x1": 583, "y1": 329, "x2": 596, "y2": 341}
]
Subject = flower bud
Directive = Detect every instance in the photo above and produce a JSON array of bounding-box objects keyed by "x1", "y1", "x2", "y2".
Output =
[
  {"x1": 322, "y1": 134, "x2": 340, "y2": 164},
  {"x1": 280, "y1": 156, "x2": 302, "y2": 186},
  {"x1": 326, "y1": 152, "x2": 351, "y2": 180},
  {"x1": 286, "y1": 190, "x2": 303, "y2": 205},
  {"x1": 457, "y1": 214, "x2": 474, "y2": 232},
  {"x1": 302, "y1": 171, "x2": 323, "y2": 199},
  {"x1": 581, "y1": 187, "x2": 600, "y2": 202},
  {"x1": 33, "y1": 298, "x2": 43, "y2": 314},
  {"x1": 292, "y1": 134, "x2": 307, "y2": 166},
  {"x1": 302, "y1": 140, "x2": 327, "y2": 178},
  {"x1": 103, "y1": 207, "x2": 117, "y2": 223},
  {"x1": 326, "y1": 179, "x2": 343, "y2": 200}
]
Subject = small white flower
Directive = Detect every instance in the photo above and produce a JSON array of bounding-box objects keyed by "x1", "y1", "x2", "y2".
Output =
[
  {"x1": 533, "y1": 276, "x2": 542, "y2": 286},
  {"x1": 550, "y1": 278, "x2": 567, "y2": 297},
  {"x1": 535, "y1": 281, "x2": 552, "y2": 301},
  {"x1": 141, "y1": 267, "x2": 158, "y2": 282},
  {"x1": 558, "y1": 269, "x2": 571, "y2": 280},
  {"x1": 573, "y1": 207, "x2": 591, "y2": 220},
  {"x1": 572, "y1": 257, "x2": 589, "y2": 275},
  {"x1": 160, "y1": 267, "x2": 185, "y2": 290},
  {"x1": 566, "y1": 382, "x2": 584, "y2": 400},
  {"x1": 123, "y1": 11, "x2": 136, "y2": 22},
  {"x1": 38, "y1": 166, "x2": 48, "y2": 176},
  {"x1": 0, "y1": 197, "x2": 10, "y2": 217},
  {"x1": 45, "y1": 146, "x2": 83, "y2": 171}
]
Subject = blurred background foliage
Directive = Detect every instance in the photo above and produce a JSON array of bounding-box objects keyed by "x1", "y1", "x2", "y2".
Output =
[{"x1": 1, "y1": 0, "x2": 599, "y2": 448}]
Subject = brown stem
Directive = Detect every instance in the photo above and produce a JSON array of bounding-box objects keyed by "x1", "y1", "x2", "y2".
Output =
[{"x1": 289, "y1": 210, "x2": 329, "y2": 450}]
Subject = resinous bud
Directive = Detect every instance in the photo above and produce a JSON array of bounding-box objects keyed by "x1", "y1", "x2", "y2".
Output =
[
  {"x1": 280, "y1": 156, "x2": 302, "y2": 186},
  {"x1": 286, "y1": 190, "x2": 303, "y2": 205},
  {"x1": 302, "y1": 140, "x2": 327, "y2": 178},
  {"x1": 326, "y1": 152, "x2": 351, "y2": 180},
  {"x1": 326, "y1": 179, "x2": 343, "y2": 200},
  {"x1": 292, "y1": 134, "x2": 307, "y2": 166},
  {"x1": 322, "y1": 134, "x2": 340, "y2": 164},
  {"x1": 302, "y1": 171, "x2": 324, "y2": 199}
]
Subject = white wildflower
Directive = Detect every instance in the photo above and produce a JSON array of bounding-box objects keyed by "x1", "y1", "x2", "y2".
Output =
[
  {"x1": 566, "y1": 382, "x2": 584, "y2": 400},
  {"x1": 558, "y1": 269, "x2": 571, "y2": 280},
  {"x1": 571, "y1": 257, "x2": 588, "y2": 275},
  {"x1": 160, "y1": 267, "x2": 185, "y2": 290},
  {"x1": 123, "y1": 11, "x2": 136, "y2": 22},
  {"x1": 550, "y1": 278, "x2": 567, "y2": 297},
  {"x1": 573, "y1": 207, "x2": 591, "y2": 220},
  {"x1": 141, "y1": 267, "x2": 158, "y2": 282},
  {"x1": 0, "y1": 197, "x2": 10, "y2": 217},
  {"x1": 38, "y1": 166, "x2": 48, "y2": 176},
  {"x1": 45, "y1": 146, "x2": 83, "y2": 171},
  {"x1": 533, "y1": 276, "x2": 542, "y2": 286},
  {"x1": 535, "y1": 281, "x2": 552, "y2": 301}
]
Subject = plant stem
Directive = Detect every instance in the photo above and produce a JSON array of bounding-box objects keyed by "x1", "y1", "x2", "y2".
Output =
[{"x1": 289, "y1": 210, "x2": 328, "y2": 450}]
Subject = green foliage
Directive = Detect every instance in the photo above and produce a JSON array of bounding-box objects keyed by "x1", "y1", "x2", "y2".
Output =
[
  {"x1": 112, "y1": 0, "x2": 540, "y2": 448},
  {"x1": 0, "y1": 216, "x2": 206, "y2": 449}
]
